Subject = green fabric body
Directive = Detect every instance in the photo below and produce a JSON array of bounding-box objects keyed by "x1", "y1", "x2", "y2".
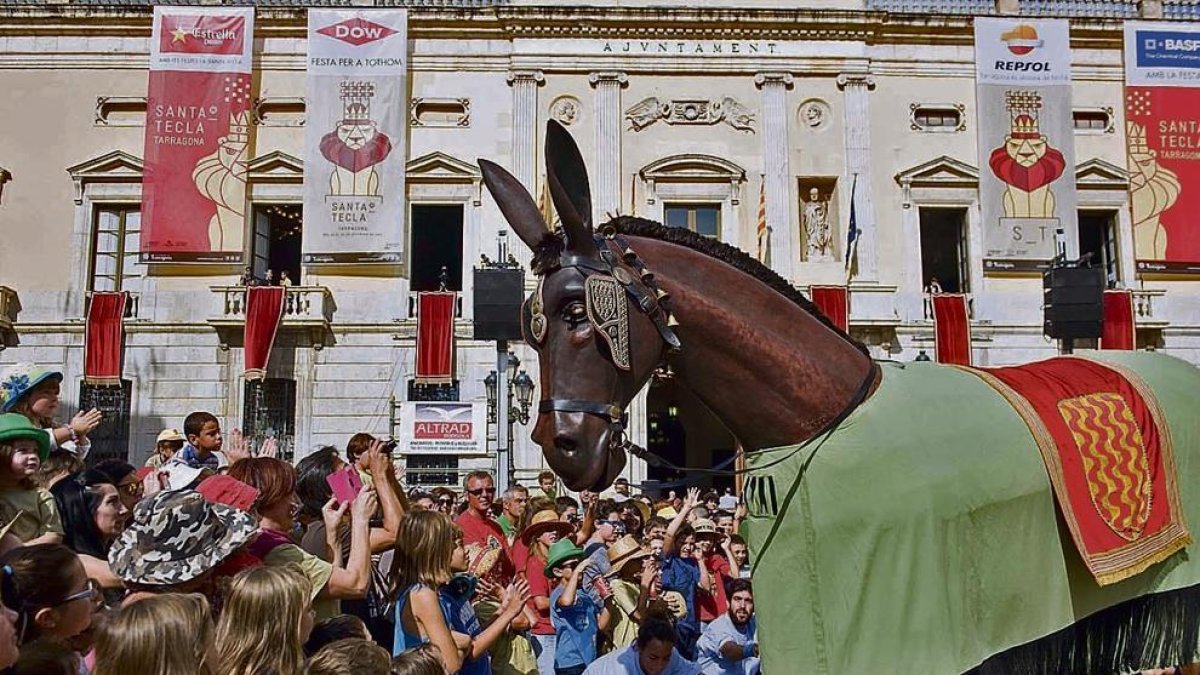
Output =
[{"x1": 741, "y1": 351, "x2": 1200, "y2": 675}]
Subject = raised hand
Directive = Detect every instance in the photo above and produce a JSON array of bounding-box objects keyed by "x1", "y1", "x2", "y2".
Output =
[
  {"x1": 683, "y1": 487, "x2": 701, "y2": 511},
  {"x1": 502, "y1": 579, "x2": 532, "y2": 614},
  {"x1": 321, "y1": 497, "x2": 349, "y2": 532},
  {"x1": 351, "y1": 485, "x2": 378, "y2": 523},
  {"x1": 225, "y1": 428, "x2": 251, "y2": 464},
  {"x1": 71, "y1": 409, "x2": 103, "y2": 438},
  {"x1": 257, "y1": 436, "x2": 278, "y2": 459}
]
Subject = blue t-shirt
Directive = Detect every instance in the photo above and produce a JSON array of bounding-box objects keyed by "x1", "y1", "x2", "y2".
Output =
[
  {"x1": 660, "y1": 554, "x2": 701, "y2": 632},
  {"x1": 550, "y1": 584, "x2": 602, "y2": 668},
  {"x1": 439, "y1": 586, "x2": 489, "y2": 675},
  {"x1": 178, "y1": 443, "x2": 222, "y2": 471}
]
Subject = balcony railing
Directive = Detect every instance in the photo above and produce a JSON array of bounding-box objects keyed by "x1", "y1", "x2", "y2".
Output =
[
  {"x1": 1132, "y1": 289, "x2": 1168, "y2": 327},
  {"x1": 209, "y1": 286, "x2": 335, "y2": 348}
]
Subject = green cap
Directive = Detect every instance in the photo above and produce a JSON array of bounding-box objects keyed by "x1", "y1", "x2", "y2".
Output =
[
  {"x1": 544, "y1": 538, "x2": 585, "y2": 578},
  {"x1": 0, "y1": 413, "x2": 50, "y2": 461}
]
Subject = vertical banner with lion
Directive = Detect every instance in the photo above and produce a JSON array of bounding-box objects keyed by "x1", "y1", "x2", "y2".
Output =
[
  {"x1": 303, "y1": 10, "x2": 408, "y2": 265},
  {"x1": 1124, "y1": 22, "x2": 1200, "y2": 276},
  {"x1": 141, "y1": 7, "x2": 254, "y2": 263},
  {"x1": 975, "y1": 18, "x2": 1078, "y2": 273}
]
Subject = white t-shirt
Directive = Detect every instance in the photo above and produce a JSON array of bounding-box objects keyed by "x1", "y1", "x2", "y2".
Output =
[{"x1": 45, "y1": 428, "x2": 90, "y2": 460}]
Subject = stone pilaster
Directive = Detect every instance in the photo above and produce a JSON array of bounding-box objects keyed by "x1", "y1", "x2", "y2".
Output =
[
  {"x1": 589, "y1": 72, "x2": 628, "y2": 225},
  {"x1": 755, "y1": 72, "x2": 796, "y2": 281},
  {"x1": 506, "y1": 70, "x2": 544, "y2": 270},
  {"x1": 837, "y1": 73, "x2": 878, "y2": 282}
]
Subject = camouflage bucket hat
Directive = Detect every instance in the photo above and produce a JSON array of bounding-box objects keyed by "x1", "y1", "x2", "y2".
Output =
[{"x1": 108, "y1": 488, "x2": 258, "y2": 586}]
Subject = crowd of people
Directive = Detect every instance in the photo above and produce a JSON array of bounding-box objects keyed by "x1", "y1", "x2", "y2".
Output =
[{"x1": 0, "y1": 362, "x2": 759, "y2": 675}]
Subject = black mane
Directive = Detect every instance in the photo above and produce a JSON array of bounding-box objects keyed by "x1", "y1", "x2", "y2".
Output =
[{"x1": 606, "y1": 215, "x2": 868, "y2": 354}]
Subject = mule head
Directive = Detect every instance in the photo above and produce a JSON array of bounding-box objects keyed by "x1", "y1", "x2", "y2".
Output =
[{"x1": 478, "y1": 121, "x2": 671, "y2": 491}]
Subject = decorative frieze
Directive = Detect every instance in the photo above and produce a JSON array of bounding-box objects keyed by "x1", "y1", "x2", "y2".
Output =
[{"x1": 624, "y1": 96, "x2": 756, "y2": 133}]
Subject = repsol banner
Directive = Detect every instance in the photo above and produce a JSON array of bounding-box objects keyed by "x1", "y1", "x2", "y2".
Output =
[
  {"x1": 975, "y1": 18, "x2": 1078, "y2": 273},
  {"x1": 302, "y1": 9, "x2": 408, "y2": 265},
  {"x1": 140, "y1": 6, "x2": 255, "y2": 263},
  {"x1": 1125, "y1": 22, "x2": 1200, "y2": 276}
]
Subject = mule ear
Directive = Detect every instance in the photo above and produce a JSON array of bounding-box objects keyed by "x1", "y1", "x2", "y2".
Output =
[
  {"x1": 545, "y1": 120, "x2": 597, "y2": 257},
  {"x1": 478, "y1": 159, "x2": 553, "y2": 252}
]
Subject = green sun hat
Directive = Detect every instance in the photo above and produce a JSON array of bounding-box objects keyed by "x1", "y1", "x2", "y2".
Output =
[
  {"x1": 543, "y1": 538, "x2": 585, "y2": 578},
  {"x1": 0, "y1": 363, "x2": 63, "y2": 413},
  {"x1": 0, "y1": 413, "x2": 50, "y2": 461}
]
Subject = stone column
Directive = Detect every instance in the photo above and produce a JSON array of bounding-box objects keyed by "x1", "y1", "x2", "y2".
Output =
[
  {"x1": 837, "y1": 73, "x2": 879, "y2": 282},
  {"x1": 589, "y1": 72, "x2": 628, "y2": 225},
  {"x1": 755, "y1": 72, "x2": 796, "y2": 281},
  {"x1": 506, "y1": 70, "x2": 544, "y2": 271}
]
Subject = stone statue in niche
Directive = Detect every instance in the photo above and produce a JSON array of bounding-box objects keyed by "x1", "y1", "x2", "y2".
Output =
[{"x1": 803, "y1": 187, "x2": 833, "y2": 261}]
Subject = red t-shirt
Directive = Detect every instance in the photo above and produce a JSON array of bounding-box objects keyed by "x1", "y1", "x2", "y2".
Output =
[
  {"x1": 696, "y1": 551, "x2": 731, "y2": 622},
  {"x1": 455, "y1": 510, "x2": 515, "y2": 582},
  {"x1": 525, "y1": 553, "x2": 554, "y2": 635}
]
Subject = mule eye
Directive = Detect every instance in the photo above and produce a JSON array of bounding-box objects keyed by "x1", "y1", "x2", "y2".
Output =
[{"x1": 562, "y1": 301, "x2": 587, "y2": 324}]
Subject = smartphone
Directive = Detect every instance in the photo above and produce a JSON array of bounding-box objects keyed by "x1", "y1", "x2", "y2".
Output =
[{"x1": 326, "y1": 470, "x2": 357, "y2": 505}]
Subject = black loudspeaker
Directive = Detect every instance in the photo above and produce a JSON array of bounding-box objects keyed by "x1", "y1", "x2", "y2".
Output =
[
  {"x1": 1043, "y1": 266, "x2": 1104, "y2": 340},
  {"x1": 473, "y1": 268, "x2": 524, "y2": 341}
]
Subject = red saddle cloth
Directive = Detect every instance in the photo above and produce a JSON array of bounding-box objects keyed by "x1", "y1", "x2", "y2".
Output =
[{"x1": 963, "y1": 356, "x2": 1190, "y2": 586}]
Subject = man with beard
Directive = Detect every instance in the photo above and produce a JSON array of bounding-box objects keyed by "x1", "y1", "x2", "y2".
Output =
[
  {"x1": 454, "y1": 471, "x2": 514, "y2": 583},
  {"x1": 696, "y1": 579, "x2": 759, "y2": 675},
  {"x1": 584, "y1": 614, "x2": 699, "y2": 675}
]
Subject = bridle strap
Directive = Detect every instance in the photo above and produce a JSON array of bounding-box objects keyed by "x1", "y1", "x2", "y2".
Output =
[{"x1": 539, "y1": 399, "x2": 623, "y2": 423}]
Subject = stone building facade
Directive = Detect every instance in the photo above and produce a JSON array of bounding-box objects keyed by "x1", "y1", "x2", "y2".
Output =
[{"x1": 0, "y1": 0, "x2": 1197, "y2": 485}]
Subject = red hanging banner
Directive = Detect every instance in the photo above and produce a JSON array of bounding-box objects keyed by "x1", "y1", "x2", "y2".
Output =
[
  {"x1": 140, "y1": 7, "x2": 254, "y2": 263},
  {"x1": 416, "y1": 292, "x2": 456, "y2": 384},
  {"x1": 932, "y1": 293, "x2": 972, "y2": 366},
  {"x1": 1101, "y1": 289, "x2": 1136, "y2": 351},
  {"x1": 810, "y1": 285, "x2": 849, "y2": 332},
  {"x1": 243, "y1": 287, "x2": 285, "y2": 380},
  {"x1": 84, "y1": 292, "x2": 128, "y2": 385}
]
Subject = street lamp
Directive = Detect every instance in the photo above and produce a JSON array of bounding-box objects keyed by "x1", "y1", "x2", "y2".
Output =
[
  {"x1": 484, "y1": 354, "x2": 536, "y2": 445},
  {"x1": 512, "y1": 370, "x2": 535, "y2": 424}
]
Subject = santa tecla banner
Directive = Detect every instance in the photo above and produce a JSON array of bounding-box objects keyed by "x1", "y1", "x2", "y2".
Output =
[
  {"x1": 303, "y1": 9, "x2": 408, "y2": 265},
  {"x1": 1125, "y1": 22, "x2": 1200, "y2": 276},
  {"x1": 141, "y1": 6, "x2": 254, "y2": 263},
  {"x1": 975, "y1": 18, "x2": 1078, "y2": 273}
]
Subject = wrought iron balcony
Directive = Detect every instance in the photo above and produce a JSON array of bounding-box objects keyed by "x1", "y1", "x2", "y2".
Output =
[{"x1": 208, "y1": 285, "x2": 335, "y2": 349}]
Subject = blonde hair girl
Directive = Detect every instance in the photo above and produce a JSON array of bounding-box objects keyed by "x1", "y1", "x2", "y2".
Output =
[
  {"x1": 217, "y1": 565, "x2": 314, "y2": 675},
  {"x1": 389, "y1": 510, "x2": 466, "y2": 671},
  {"x1": 93, "y1": 593, "x2": 215, "y2": 675}
]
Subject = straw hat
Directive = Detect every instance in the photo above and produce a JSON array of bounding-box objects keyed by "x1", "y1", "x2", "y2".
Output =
[
  {"x1": 691, "y1": 518, "x2": 721, "y2": 541},
  {"x1": 605, "y1": 535, "x2": 652, "y2": 578},
  {"x1": 520, "y1": 509, "x2": 575, "y2": 546}
]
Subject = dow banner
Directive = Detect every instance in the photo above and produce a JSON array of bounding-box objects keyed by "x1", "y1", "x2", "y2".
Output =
[
  {"x1": 141, "y1": 7, "x2": 254, "y2": 263},
  {"x1": 975, "y1": 18, "x2": 1078, "y2": 273},
  {"x1": 303, "y1": 10, "x2": 408, "y2": 265},
  {"x1": 1125, "y1": 22, "x2": 1200, "y2": 276}
]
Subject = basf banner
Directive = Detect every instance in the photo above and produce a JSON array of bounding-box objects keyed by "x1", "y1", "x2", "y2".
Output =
[
  {"x1": 302, "y1": 10, "x2": 408, "y2": 265},
  {"x1": 975, "y1": 18, "x2": 1078, "y2": 273},
  {"x1": 141, "y1": 7, "x2": 254, "y2": 263},
  {"x1": 398, "y1": 402, "x2": 487, "y2": 455},
  {"x1": 1125, "y1": 22, "x2": 1200, "y2": 276}
]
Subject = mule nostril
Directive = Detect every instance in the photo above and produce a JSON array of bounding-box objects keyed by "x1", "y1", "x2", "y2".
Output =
[{"x1": 554, "y1": 435, "x2": 578, "y2": 456}]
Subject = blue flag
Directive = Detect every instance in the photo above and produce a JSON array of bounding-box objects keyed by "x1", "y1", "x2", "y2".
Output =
[{"x1": 845, "y1": 175, "x2": 859, "y2": 276}]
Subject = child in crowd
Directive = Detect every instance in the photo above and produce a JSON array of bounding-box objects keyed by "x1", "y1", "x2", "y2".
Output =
[
  {"x1": 0, "y1": 364, "x2": 100, "y2": 459},
  {"x1": 179, "y1": 411, "x2": 226, "y2": 470},
  {"x1": 216, "y1": 564, "x2": 315, "y2": 675},
  {"x1": 390, "y1": 644, "x2": 444, "y2": 675},
  {"x1": 0, "y1": 544, "x2": 99, "y2": 649},
  {"x1": 305, "y1": 637, "x2": 393, "y2": 675},
  {"x1": 661, "y1": 488, "x2": 712, "y2": 661},
  {"x1": 304, "y1": 614, "x2": 371, "y2": 657},
  {"x1": 93, "y1": 593, "x2": 216, "y2": 675},
  {"x1": 0, "y1": 414, "x2": 62, "y2": 545},
  {"x1": 145, "y1": 428, "x2": 185, "y2": 469},
  {"x1": 547, "y1": 538, "x2": 610, "y2": 675},
  {"x1": 33, "y1": 450, "x2": 82, "y2": 491},
  {"x1": 390, "y1": 510, "x2": 469, "y2": 672}
]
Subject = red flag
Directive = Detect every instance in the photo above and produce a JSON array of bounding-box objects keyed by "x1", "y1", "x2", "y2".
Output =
[
  {"x1": 810, "y1": 286, "x2": 849, "y2": 332},
  {"x1": 755, "y1": 180, "x2": 769, "y2": 264},
  {"x1": 1101, "y1": 289, "x2": 1136, "y2": 351},
  {"x1": 932, "y1": 294, "x2": 972, "y2": 366},
  {"x1": 243, "y1": 287, "x2": 285, "y2": 380},
  {"x1": 84, "y1": 292, "x2": 128, "y2": 385},
  {"x1": 416, "y1": 292, "x2": 456, "y2": 384}
]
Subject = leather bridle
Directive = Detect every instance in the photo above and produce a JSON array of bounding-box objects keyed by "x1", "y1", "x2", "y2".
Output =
[{"x1": 527, "y1": 228, "x2": 681, "y2": 450}]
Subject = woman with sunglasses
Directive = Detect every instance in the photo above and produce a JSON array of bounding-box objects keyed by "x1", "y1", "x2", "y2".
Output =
[
  {"x1": 50, "y1": 470, "x2": 129, "y2": 592},
  {"x1": 88, "y1": 460, "x2": 143, "y2": 513},
  {"x1": 0, "y1": 544, "x2": 100, "y2": 649}
]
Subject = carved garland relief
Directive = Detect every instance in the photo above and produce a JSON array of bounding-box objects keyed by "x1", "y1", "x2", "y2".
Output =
[{"x1": 624, "y1": 97, "x2": 756, "y2": 133}]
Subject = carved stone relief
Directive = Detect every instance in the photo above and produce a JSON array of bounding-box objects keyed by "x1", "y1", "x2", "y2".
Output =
[
  {"x1": 550, "y1": 95, "x2": 581, "y2": 126},
  {"x1": 798, "y1": 98, "x2": 831, "y2": 131},
  {"x1": 624, "y1": 97, "x2": 756, "y2": 133}
]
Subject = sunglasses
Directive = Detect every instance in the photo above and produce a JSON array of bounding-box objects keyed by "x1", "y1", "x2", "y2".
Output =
[
  {"x1": 437, "y1": 498, "x2": 454, "y2": 505},
  {"x1": 119, "y1": 482, "x2": 144, "y2": 497},
  {"x1": 54, "y1": 579, "x2": 102, "y2": 609},
  {"x1": 609, "y1": 522, "x2": 627, "y2": 535},
  {"x1": 467, "y1": 487, "x2": 496, "y2": 496}
]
